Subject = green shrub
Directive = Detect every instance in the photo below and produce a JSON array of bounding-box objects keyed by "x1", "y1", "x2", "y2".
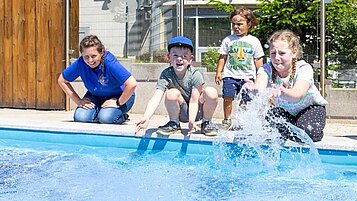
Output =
[{"x1": 202, "y1": 47, "x2": 220, "y2": 72}]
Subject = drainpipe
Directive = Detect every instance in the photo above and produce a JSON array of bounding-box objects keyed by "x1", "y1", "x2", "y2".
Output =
[
  {"x1": 179, "y1": 0, "x2": 184, "y2": 36},
  {"x1": 320, "y1": 0, "x2": 326, "y2": 97},
  {"x1": 65, "y1": 0, "x2": 70, "y2": 111}
]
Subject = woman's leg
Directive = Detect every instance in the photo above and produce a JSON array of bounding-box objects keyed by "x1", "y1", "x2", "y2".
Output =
[
  {"x1": 97, "y1": 94, "x2": 135, "y2": 124},
  {"x1": 74, "y1": 107, "x2": 99, "y2": 123},
  {"x1": 73, "y1": 92, "x2": 102, "y2": 123}
]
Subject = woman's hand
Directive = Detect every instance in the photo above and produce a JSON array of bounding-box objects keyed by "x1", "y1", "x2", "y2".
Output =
[
  {"x1": 101, "y1": 98, "x2": 118, "y2": 108},
  {"x1": 78, "y1": 98, "x2": 95, "y2": 109}
]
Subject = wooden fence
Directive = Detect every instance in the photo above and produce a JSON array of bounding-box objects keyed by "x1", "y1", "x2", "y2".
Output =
[{"x1": 0, "y1": 0, "x2": 78, "y2": 109}]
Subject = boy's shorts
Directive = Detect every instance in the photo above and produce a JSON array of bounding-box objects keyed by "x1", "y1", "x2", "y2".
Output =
[
  {"x1": 179, "y1": 101, "x2": 203, "y2": 122},
  {"x1": 222, "y1": 77, "x2": 252, "y2": 102}
]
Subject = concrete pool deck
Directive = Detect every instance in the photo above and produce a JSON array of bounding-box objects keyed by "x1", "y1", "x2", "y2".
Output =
[{"x1": 0, "y1": 108, "x2": 356, "y2": 152}]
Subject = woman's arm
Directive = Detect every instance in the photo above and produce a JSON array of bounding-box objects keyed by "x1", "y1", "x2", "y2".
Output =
[
  {"x1": 58, "y1": 74, "x2": 94, "y2": 109},
  {"x1": 58, "y1": 74, "x2": 81, "y2": 105},
  {"x1": 117, "y1": 76, "x2": 137, "y2": 106}
]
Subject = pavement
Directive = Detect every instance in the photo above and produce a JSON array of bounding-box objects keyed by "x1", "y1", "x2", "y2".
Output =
[{"x1": 0, "y1": 108, "x2": 356, "y2": 152}]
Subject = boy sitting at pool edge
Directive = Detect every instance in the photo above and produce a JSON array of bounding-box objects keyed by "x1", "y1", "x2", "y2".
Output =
[{"x1": 135, "y1": 36, "x2": 219, "y2": 136}]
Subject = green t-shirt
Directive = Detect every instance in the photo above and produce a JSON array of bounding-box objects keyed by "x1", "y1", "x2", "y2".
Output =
[{"x1": 156, "y1": 66, "x2": 204, "y2": 103}]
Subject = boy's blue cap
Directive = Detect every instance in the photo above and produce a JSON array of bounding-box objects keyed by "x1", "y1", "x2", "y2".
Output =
[{"x1": 168, "y1": 36, "x2": 193, "y2": 52}]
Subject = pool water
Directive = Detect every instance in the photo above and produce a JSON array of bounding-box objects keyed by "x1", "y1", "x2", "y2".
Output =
[{"x1": 0, "y1": 128, "x2": 356, "y2": 201}]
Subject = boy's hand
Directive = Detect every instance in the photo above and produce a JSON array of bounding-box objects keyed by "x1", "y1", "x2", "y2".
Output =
[
  {"x1": 215, "y1": 72, "x2": 222, "y2": 85},
  {"x1": 135, "y1": 117, "x2": 149, "y2": 134},
  {"x1": 188, "y1": 121, "x2": 199, "y2": 134}
]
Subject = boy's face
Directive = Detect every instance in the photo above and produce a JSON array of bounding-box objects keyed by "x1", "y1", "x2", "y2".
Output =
[
  {"x1": 231, "y1": 15, "x2": 250, "y2": 36},
  {"x1": 167, "y1": 46, "x2": 193, "y2": 73}
]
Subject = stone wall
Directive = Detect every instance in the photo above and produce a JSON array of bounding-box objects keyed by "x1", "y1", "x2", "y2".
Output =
[{"x1": 69, "y1": 61, "x2": 357, "y2": 119}]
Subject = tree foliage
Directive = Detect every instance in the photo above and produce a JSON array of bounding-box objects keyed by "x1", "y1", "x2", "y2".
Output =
[
  {"x1": 326, "y1": 0, "x2": 357, "y2": 65},
  {"x1": 252, "y1": 0, "x2": 320, "y2": 59},
  {"x1": 207, "y1": 0, "x2": 357, "y2": 66}
]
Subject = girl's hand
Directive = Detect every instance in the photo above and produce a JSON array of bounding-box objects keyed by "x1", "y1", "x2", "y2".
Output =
[
  {"x1": 78, "y1": 98, "x2": 95, "y2": 109},
  {"x1": 243, "y1": 78, "x2": 256, "y2": 92},
  {"x1": 101, "y1": 98, "x2": 118, "y2": 108},
  {"x1": 269, "y1": 84, "x2": 286, "y2": 102}
]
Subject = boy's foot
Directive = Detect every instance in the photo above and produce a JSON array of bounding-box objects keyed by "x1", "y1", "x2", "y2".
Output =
[
  {"x1": 230, "y1": 124, "x2": 243, "y2": 131},
  {"x1": 201, "y1": 120, "x2": 218, "y2": 136},
  {"x1": 221, "y1": 119, "x2": 232, "y2": 130},
  {"x1": 156, "y1": 121, "x2": 181, "y2": 135}
]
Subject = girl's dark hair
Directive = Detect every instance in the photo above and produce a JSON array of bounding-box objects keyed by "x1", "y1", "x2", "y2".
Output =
[
  {"x1": 80, "y1": 35, "x2": 106, "y2": 84},
  {"x1": 230, "y1": 7, "x2": 258, "y2": 29}
]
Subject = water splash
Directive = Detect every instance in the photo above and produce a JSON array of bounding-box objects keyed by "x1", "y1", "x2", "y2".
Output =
[{"x1": 214, "y1": 86, "x2": 323, "y2": 176}]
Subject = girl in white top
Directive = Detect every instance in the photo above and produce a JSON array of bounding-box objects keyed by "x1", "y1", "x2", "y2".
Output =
[{"x1": 246, "y1": 30, "x2": 328, "y2": 142}]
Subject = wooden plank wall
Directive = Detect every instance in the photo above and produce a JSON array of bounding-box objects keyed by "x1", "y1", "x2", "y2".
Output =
[{"x1": 0, "y1": 0, "x2": 79, "y2": 110}]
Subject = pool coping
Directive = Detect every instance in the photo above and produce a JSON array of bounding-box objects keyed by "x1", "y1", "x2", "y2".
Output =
[{"x1": 0, "y1": 109, "x2": 356, "y2": 152}]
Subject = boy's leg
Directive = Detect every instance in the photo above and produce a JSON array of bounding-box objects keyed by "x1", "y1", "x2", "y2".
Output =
[
  {"x1": 222, "y1": 78, "x2": 238, "y2": 129},
  {"x1": 164, "y1": 88, "x2": 184, "y2": 122},
  {"x1": 200, "y1": 87, "x2": 219, "y2": 136},
  {"x1": 223, "y1": 98, "x2": 234, "y2": 119},
  {"x1": 157, "y1": 89, "x2": 183, "y2": 135},
  {"x1": 200, "y1": 87, "x2": 218, "y2": 120}
]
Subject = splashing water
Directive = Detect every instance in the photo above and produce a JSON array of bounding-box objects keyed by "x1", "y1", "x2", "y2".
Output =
[{"x1": 214, "y1": 86, "x2": 323, "y2": 177}]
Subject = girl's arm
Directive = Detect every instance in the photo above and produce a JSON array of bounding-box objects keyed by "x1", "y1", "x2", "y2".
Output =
[{"x1": 277, "y1": 79, "x2": 310, "y2": 102}]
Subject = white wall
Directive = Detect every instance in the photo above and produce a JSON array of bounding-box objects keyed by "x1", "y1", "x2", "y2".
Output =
[{"x1": 79, "y1": 0, "x2": 136, "y2": 56}]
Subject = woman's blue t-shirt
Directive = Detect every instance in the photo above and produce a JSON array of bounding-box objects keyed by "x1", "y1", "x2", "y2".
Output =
[{"x1": 62, "y1": 51, "x2": 131, "y2": 98}]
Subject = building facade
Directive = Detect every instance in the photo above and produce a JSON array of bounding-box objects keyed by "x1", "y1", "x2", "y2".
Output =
[{"x1": 80, "y1": 0, "x2": 258, "y2": 61}]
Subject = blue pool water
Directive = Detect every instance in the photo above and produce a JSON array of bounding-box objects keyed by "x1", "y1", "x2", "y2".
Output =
[{"x1": 0, "y1": 128, "x2": 356, "y2": 201}]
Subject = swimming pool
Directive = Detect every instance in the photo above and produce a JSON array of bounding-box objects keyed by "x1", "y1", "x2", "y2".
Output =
[{"x1": 0, "y1": 128, "x2": 356, "y2": 201}]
